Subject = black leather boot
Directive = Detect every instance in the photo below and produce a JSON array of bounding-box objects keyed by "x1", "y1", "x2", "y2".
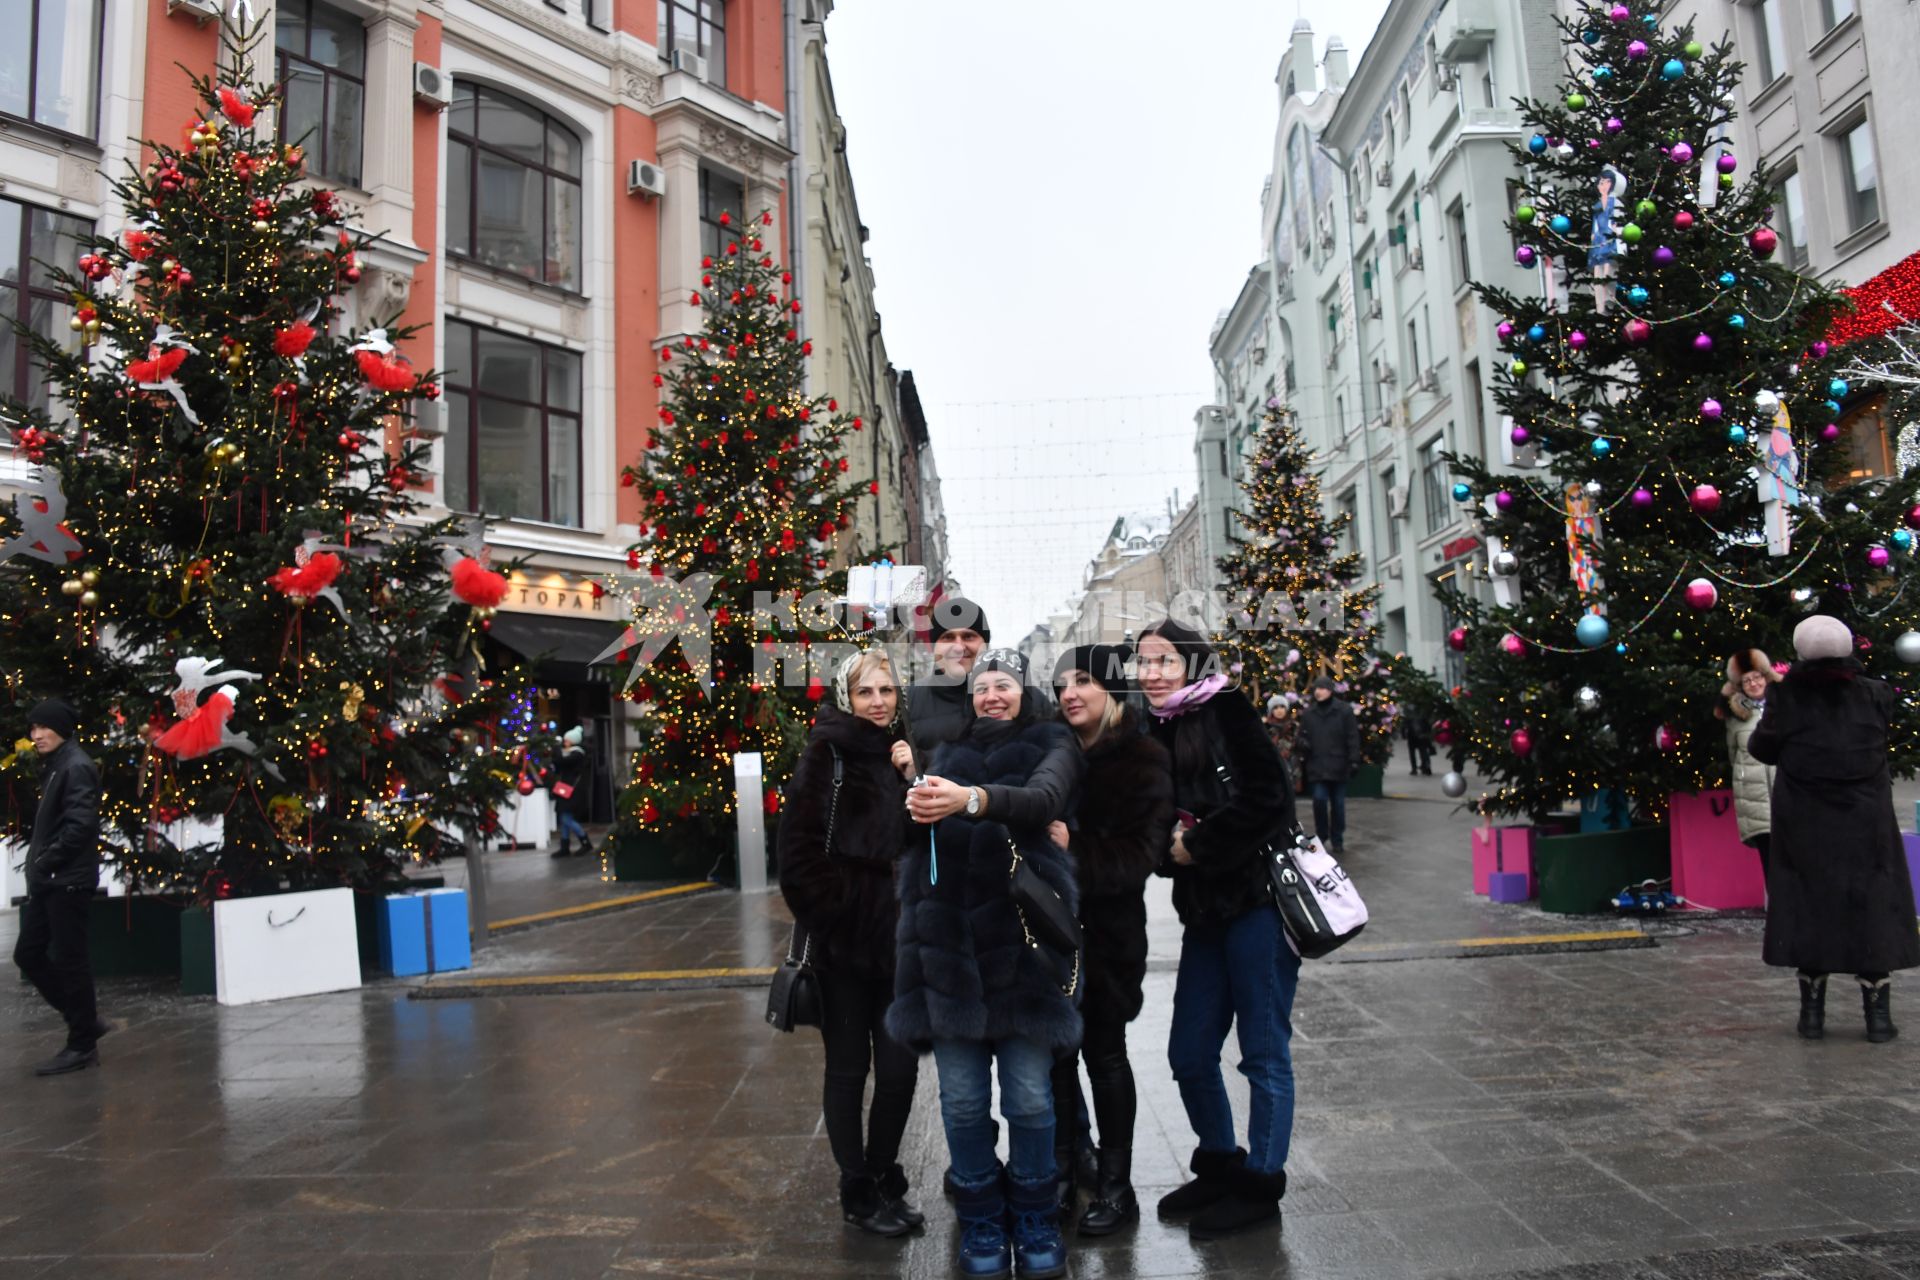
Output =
[
  {"x1": 1798, "y1": 972, "x2": 1827, "y2": 1040},
  {"x1": 1077, "y1": 1144, "x2": 1138, "y2": 1236},
  {"x1": 1053, "y1": 1137, "x2": 1078, "y2": 1218},
  {"x1": 1189, "y1": 1165, "x2": 1286, "y2": 1241},
  {"x1": 1863, "y1": 978, "x2": 1899, "y2": 1044},
  {"x1": 875, "y1": 1163, "x2": 923, "y2": 1229},
  {"x1": 1156, "y1": 1146, "x2": 1244, "y2": 1219},
  {"x1": 840, "y1": 1173, "x2": 913, "y2": 1238}
]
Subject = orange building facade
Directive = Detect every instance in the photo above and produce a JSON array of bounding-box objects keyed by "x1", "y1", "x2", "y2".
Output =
[{"x1": 2, "y1": 0, "x2": 800, "y2": 812}]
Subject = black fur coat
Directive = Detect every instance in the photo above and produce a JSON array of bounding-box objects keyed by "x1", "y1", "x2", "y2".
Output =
[
  {"x1": 1069, "y1": 709, "x2": 1172, "y2": 1025},
  {"x1": 887, "y1": 716, "x2": 1085, "y2": 1053},
  {"x1": 776, "y1": 705, "x2": 910, "y2": 978}
]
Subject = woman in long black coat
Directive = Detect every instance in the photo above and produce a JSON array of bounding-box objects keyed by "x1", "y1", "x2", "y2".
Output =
[
  {"x1": 1748, "y1": 615, "x2": 1919, "y2": 1043},
  {"x1": 777, "y1": 650, "x2": 921, "y2": 1237},
  {"x1": 1045, "y1": 644, "x2": 1171, "y2": 1236}
]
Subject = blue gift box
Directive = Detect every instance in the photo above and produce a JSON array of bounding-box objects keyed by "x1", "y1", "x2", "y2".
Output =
[{"x1": 377, "y1": 889, "x2": 470, "y2": 976}]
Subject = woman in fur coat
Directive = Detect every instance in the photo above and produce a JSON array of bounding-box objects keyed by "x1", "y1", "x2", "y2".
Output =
[
  {"x1": 889, "y1": 648, "x2": 1084, "y2": 1280},
  {"x1": 1717, "y1": 648, "x2": 1780, "y2": 873},
  {"x1": 1045, "y1": 644, "x2": 1171, "y2": 1236},
  {"x1": 1137, "y1": 619, "x2": 1298, "y2": 1242},
  {"x1": 777, "y1": 650, "x2": 921, "y2": 1238},
  {"x1": 1748, "y1": 615, "x2": 1919, "y2": 1043}
]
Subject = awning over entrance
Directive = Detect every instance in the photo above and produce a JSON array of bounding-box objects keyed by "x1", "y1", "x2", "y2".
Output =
[{"x1": 486, "y1": 612, "x2": 626, "y2": 683}]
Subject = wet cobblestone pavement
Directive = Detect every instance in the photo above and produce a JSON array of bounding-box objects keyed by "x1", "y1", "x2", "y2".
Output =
[{"x1": 3, "y1": 776, "x2": 1917, "y2": 1278}]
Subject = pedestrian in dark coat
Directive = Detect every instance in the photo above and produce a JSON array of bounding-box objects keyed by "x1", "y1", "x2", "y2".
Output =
[
  {"x1": 1296, "y1": 676, "x2": 1362, "y2": 852},
  {"x1": 1401, "y1": 706, "x2": 1434, "y2": 776},
  {"x1": 904, "y1": 594, "x2": 990, "y2": 767},
  {"x1": 14, "y1": 698, "x2": 105, "y2": 1076},
  {"x1": 1748, "y1": 615, "x2": 1919, "y2": 1044},
  {"x1": 889, "y1": 648, "x2": 1083, "y2": 1280},
  {"x1": 1045, "y1": 643, "x2": 1171, "y2": 1236},
  {"x1": 778, "y1": 650, "x2": 921, "y2": 1237},
  {"x1": 1137, "y1": 620, "x2": 1297, "y2": 1242},
  {"x1": 550, "y1": 727, "x2": 590, "y2": 858}
]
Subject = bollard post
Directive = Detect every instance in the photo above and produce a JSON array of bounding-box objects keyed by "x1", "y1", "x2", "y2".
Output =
[
  {"x1": 734, "y1": 751, "x2": 767, "y2": 892},
  {"x1": 463, "y1": 829, "x2": 490, "y2": 950}
]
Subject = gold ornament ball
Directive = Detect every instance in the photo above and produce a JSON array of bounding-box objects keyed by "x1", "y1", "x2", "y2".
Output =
[
  {"x1": 60, "y1": 578, "x2": 83, "y2": 597},
  {"x1": 83, "y1": 320, "x2": 101, "y2": 339},
  {"x1": 253, "y1": 219, "x2": 271, "y2": 232},
  {"x1": 79, "y1": 590, "x2": 99, "y2": 608},
  {"x1": 79, "y1": 570, "x2": 99, "y2": 587},
  {"x1": 68, "y1": 315, "x2": 83, "y2": 332}
]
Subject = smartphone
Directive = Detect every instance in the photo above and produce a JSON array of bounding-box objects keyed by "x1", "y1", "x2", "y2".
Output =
[{"x1": 1174, "y1": 809, "x2": 1197, "y2": 830}]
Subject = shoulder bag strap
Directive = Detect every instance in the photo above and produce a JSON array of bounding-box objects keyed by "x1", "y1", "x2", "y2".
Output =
[{"x1": 785, "y1": 746, "x2": 844, "y2": 967}]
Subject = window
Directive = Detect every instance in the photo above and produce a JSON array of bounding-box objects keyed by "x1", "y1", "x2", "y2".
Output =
[
  {"x1": 1382, "y1": 467, "x2": 1399, "y2": 554},
  {"x1": 1481, "y1": 69, "x2": 1496, "y2": 109},
  {"x1": 1465, "y1": 360, "x2": 1487, "y2": 448},
  {"x1": 1775, "y1": 168, "x2": 1810, "y2": 270},
  {"x1": 659, "y1": 0, "x2": 726, "y2": 85},
  {"x1": 1337, "y1": 489, "x2": 1358, "y2": 554},
  {"x1": 0, "y1": 0, "x2": 101, "y2": 138},
  {"x1": 0, "y1": 198, "x2": 89, "y2": 418},
  {"x1": 1839, "y1": 397, "x2": 1891, "y2": 482},
  {"x1": 1406, "y1": 319, "x2": 1421, "y2": 378},
  {"x1": 1420, "y1": 434, "x2": 1452, "y2": 534},
  {"x1": 1751, "y1": 0, "x2": 1787, "y2": 87},
  {"x1": 442, "y1": 320, "x2": 584, "y2": 527},
  {"x1": 1821, "y1": 0, "x2": 1855, "y2": 30},
  {"x1": 448, "y1": 84, "x2": 583, "y2": 290},
  {"x1": 1447, "y1": 200, "x2": 1470, "y2": 287},
  {"x1": 1397, "y1": 81, "x2": 1411, "y2": 135},
  {"x1": 699, "y1": 168, "x2": 744, "y2": 260},
  {"x1": 1335, "y1": 394, "x2": 1346, "y2": 434},
  {"x1": 275, "y1": 0, "x2": 365, "y2": 185},
  {"x1": 1838, "y1": 117, "x2": 1880, "y2": 234}
]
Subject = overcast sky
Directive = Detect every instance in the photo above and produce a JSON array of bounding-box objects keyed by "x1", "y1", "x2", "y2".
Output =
[{"x1": 825, "y1": 0, "x2": 1392, "y2": 639}]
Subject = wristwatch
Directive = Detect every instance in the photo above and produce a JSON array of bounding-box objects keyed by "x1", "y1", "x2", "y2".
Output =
[{"x1": 965, "y1": 787, "x2": 982, "y2": 816}]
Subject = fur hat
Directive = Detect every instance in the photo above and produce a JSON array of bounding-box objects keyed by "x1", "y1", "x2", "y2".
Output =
[
  {"x1": 1792, "y1": 614, "x2": 1853, "y2": 662},
  {"x1": 1719, "y1": 648, "x2": 1781, "y2": 720}
]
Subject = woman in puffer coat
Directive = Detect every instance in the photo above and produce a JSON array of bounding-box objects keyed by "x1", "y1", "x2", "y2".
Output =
[
  {"x1": 1045, "y1": 644, "x2": 1171, "y2": 1237},
  {"x1": 777, "y1": 650, "x2": 921, "y2": 1239},
  {"x1": 1718, "y1": 648, "x2": 1779, "y2": 874},
  {"x1": 1748, "y1": 615, "x2": 1920, "y2": 1044},
  {"x1": 890, "y1": 648, "x2": 1084, "y2": 1280}
]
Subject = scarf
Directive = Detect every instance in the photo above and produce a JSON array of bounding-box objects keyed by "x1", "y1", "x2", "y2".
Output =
[{"x1": 1148, "y1": 673, "x2": 1229, "y2": 721}]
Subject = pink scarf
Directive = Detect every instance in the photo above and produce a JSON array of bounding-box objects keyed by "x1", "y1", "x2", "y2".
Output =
[{"x1": 1148, "y1": 673, "x2": 1229, "y2": 720}]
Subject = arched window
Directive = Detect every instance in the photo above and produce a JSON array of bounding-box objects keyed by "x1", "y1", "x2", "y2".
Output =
[{"x1": 447, "y1": 83, "x2": 583, "y2": 291}]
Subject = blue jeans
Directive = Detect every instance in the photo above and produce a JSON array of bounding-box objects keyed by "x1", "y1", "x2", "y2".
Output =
[
  {"x1": 932, "y1": 1036, "x2": 1056, "y2": 1186},
  {"x1": 1167, "y1": 905, "x2": 1301, "y2": 1175},
  {"x1": 556, "y1": 809, "x2": 587, "y2": 844},
  {"x1": 1310, "y1": 780, "x2": 1347, "y2": 848}
]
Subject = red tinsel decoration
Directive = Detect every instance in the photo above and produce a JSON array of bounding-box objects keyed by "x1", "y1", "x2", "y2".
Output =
[
  {"x1": 268, "y1": 551, "x2": 343, "y2": 602},
  {"x1": 450, "y1": 557, "x2": 508, "y2": 607},
  {"x1": 156, "y1": 691, "x2": 233, "y2": 760},
  {"x1": 355, "y1": 348, "x2": 415, "y2": 392},
  {"x1": 216, "y1": 87, "x2": 255, "y2": 126},
  {"x1": 1828, "y1": 249, "x2": 1920, "y2": 348},
  {"x1": 128, "y1": 346, "x2": 188, "y2": 383},
  {"x1": 273, "y1": 321, "x2": 317, "y2": 359}
]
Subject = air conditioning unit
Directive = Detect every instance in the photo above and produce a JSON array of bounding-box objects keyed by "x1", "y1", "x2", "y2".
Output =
[
  {"x1": 1408, "y1": 248, "x2": 1426, "y2": 270},
  {"x1": 166, "y1": 0, "x2": 221, "y2": 22},
  {"x1": 413, "y1": 63, "x2": 451, "y2": 109},
  {"x1": 1388, "y1": 483, "x2": 1410, "y2": 518},
  {"x1": 1435, "y1": 63, "x2": 1459, "y2": 92},
  {"x1": 1416, "y1": 367, "x2": 1439, "y2": 392},
  {"x1": 1324, "y1": 349, "x2": 1339, "y2": 369},
  {"x1": 1365, "y1": 297, "x2": 1382, "y2": 319},
  {"x1": 1376, "y1": 161, "x2": 1393, "y2": 188},
  {"x1": 627, "y1": 158, "x2": 667, "y2": 198},
  {"x1": 1353, "y1": 206, "x2": 1368, "y2": 224},
  {"x1": 671, "y1": 49, "x2": 709, "y2": 79},
  {"x1": 1379, "y1": 363, "x2": 1398, "y2": 385},
  {"x1": 1387, "y1": 559, "x2": 1405, "y2": 579}
]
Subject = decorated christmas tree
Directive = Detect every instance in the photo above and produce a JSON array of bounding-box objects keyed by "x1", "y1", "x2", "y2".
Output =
[
  {"x1": 1433, "y1": 0, "x2": 1918, "y2": 821},
  {"x1": 602, "y1": 211, "x2": 864, "y2": 858},
  {"x1": 0, "y1": 28, "x2": 528, "y2": 896},
  {"x1": 1215, "y1": 408, "x2": 1400, "y2": 762}
]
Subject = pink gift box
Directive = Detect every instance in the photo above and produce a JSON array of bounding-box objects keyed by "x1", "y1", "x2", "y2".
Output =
[
  {"x1": 1669, "y1": 790, "x2": 1765, "y2": 910},
  {"x1": 1472, "y1": 825, "x2": 1534, "y2": 896}
]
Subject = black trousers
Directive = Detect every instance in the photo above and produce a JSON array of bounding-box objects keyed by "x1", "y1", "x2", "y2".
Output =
[
  {"x1": 1407, "y1": 741, "x2": 1433, "y2": 774},
  {"x1": 1748, "y1": 833, "x2": 1771, "y2": 879},
  {"x1": 1050, "y1": 1013, "x2": 1136, "y2": 1178},
  {"x1": 14, "y1": 889, "x2": 97, "y2": 1051},
  {"x1": 818, "y1": 967, "x2": 917, "y2": 1179}
]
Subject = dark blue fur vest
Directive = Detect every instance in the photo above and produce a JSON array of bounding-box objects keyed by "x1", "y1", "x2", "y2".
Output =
[{"x1": 886, "y1": 717, "x2": 1083, "y2": 1053}]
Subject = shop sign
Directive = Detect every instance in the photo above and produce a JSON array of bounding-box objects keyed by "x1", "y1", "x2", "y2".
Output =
[{"x1": 498, "y1": 570, "x2": 609, "y2": 617}]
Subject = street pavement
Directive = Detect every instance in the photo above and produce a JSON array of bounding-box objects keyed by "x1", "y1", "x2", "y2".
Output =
[{"x1": 2, "y1": 770, "x2": 1919, "y2": 1278}]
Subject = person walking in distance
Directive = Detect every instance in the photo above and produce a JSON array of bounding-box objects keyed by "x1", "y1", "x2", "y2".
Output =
[
  {"x1": 1717, "y1": 649, "x2": 1780, "y2": 877},
  {"x1": 777, "y1": 651, "x2": 922, "y2": 1237},
  {"x1": 14, "y1": 699, "x2": 106, "y2": 1076},
  {"x1": 890, "y1": 649, "x2": 1084, "y2": 1280},
  {"x1": 1296, "y1": 676, "x2": 1361, "y2": 854},
  {"x1": 550, "y1": 726, "x2": 590, "y2": 858},
  {"x1": 1748, "y1": 616, "x2": 1918, "y2": 1042},
  {"x1": 905, "y1": 594, "x2": 990, "y2": 766},
  {"x1": 1401, "y1": 705, "x2": 1434, "y2": 777},
  {"x1": 1136, "y1": 621, "x2": 1297, "y2": 1240},
  {"x1": 1046, "y1": 645, "x2": 1171, "y2": 1236}
]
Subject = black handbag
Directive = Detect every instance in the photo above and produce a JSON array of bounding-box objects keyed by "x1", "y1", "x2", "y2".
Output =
[
  {"x1": 766, "y1": 746, "x2": 840, "y2": 1032},
  {"x1": 1008, "y1": 839, "x2": 1082, "y2": 998}
]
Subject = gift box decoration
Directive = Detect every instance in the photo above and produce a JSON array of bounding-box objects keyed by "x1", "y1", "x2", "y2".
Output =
[
  {"x1": 1668, "y1": 790, "x2": 1764, "y2": 910},
  {"x1": 377, "y1": 888, "x2": 470, "y2": 976},
  {"x1": 1488, "y1": 871, "x2": 1533, "y2": 904},
  {"x1": 1472, "y1": 825, "x2": 1535, "y2": 896}
]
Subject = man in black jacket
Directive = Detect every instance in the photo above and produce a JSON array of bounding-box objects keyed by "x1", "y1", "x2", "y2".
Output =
[
  {"x1": 1296, "y1": 677, "x2": 1362, "y2": 854},
  {"x1": 14, "y1": 699, "x2": 106, "y2": 1076},
  {"x1": 904, "y1": 595, "x2": 990, "y2": 766}
]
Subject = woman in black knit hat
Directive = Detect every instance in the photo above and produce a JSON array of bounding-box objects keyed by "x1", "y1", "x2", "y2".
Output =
[{"x1": 1046, "y1": 644, "x2": 1171, "y2": 1235}]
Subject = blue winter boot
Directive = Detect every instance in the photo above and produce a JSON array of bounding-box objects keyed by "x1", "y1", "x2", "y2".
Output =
[
  {"x1": 951, "y1": 1173, "x2": 1012, "y2": 1280},
  {"x1": 1007, "y1": 1173, "x2": 1067, "y2": 1279}
]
